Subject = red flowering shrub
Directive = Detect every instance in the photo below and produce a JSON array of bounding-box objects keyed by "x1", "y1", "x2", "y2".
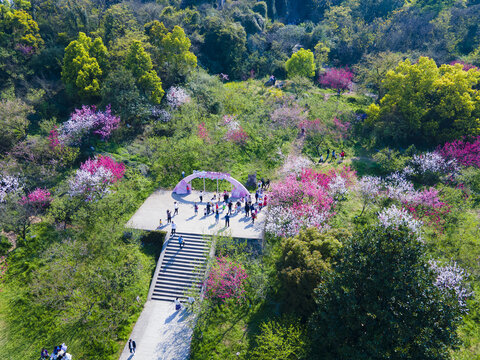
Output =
[
  {"x1": 197, "y1": 122, "x2": 209, "y2": 141},
  {"x1": 437, "y1": 137, "x2": 480, "y2": 168},
  {"x1": 205, "y1": 257, "x2": 248, "y2": 303},
  {"x1": 80, "y1": 155, "x2": 125, "y2": 183},
  {"x1": 319, "y1": 68, "x2": 354, "y2": 94},
  {"x1": 20, "y1": 188, "x2": 52, "y2": 206}
]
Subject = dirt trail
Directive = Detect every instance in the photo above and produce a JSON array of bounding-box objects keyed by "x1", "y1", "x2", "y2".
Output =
[{"x1": 276, "y1": 133, "x2": 313, "y2": 178}]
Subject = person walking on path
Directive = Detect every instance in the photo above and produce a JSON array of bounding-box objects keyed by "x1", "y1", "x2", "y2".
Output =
[
  {"x1": 215, "y1": 210, "x2": 220, "y2": 224},
  {"x1": 326, "y1": 149, "x2": 330, "y2": 161},
  {"x1": 263, "y1": 195, "x2": 267, "y2": 208},
  {"x1": 171, "y1": 221, "x2": 177, "y2": 236},
  {"x1": 206, "y1": 202, "x2": 211, "y2": 215},
  {"x1": 199, "y1": 190, "x2": 203, "y2": 203},
  {"x1": 225, "y1": 213, "x2": 230, "y2": 227},
  {"x1": 167, "y1": 210, "x2": 172, "y2": 224},
  {"x1": 332, "y1": 149, "x2": 337, "y2": 160},
  {"x1": 178, "y1": 235, "x2": 185, "y2": 249},
  {"x1": 41, "y1": 348, "x2": 49, "y2": 359},
  {"x1": 181, "y1": 170, "x2": 185, "y2": 178},
  {"x1": 251, "y1": 211, "x2": 256, "y2": 224},
  {"x1": 128, "y1": 339, "x2": 136, "y2": 354},
  {"x1": 175, "y1": 297, "x2": 181, "y2": 311},
  {"x1": 255, "y1": 191, "x2": 259, "y2": 203},
  {"x1": 174, "y1": 201, "x2": 179, "y2": 216},
  {"x1": 340, "y1": 150, "x2": 345, "y2": 160},
  {"x1": 194, "y1": 202, "x2": 198, "y2": 215}
]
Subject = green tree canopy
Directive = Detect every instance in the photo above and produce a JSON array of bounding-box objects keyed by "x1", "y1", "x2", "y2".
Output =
[
  {"x1": 145, "y1": 21, "x2": 197, "y2": 86},
  {"x1": 276, "y1": 227, "x2": 347, "y2": 318},
  {"x1": 309, "y1": 226, "x2": 464, "y2": 360},
  {"x1": 366, "y1": 57, "x2": 480, "y2": 146},
  {"x1": 201, "y1": 17, "x2": 247, "y2": 78},
  {"x1": 285, "y1": 48, "x2": 316, "y2": 78},
  {"x1": 0, "y1": 98, "x2": 33, "y2": 153},
  {"x1": 61, "y1": 32, "x2": 109, "y2": 98},
  {"x1": 125, "y1": 40, "x2": 164, "y2": 104}
]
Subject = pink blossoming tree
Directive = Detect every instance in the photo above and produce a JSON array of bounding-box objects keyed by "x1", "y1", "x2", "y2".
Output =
[
  {"x1": 69, "y1": 156, "x2": 125, "y2": 201},
  {"x1": 205, "y1": 256, "x2": 248, "y2": 303},
  {"x1": 437, "y1": 137, "x2": 480, "y2": 168},
  {"x1": 319, "y1": 67, "x2": 354, "y2": 95}
]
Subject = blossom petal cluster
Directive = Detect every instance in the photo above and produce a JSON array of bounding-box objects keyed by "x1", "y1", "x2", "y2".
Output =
[
  {"x1": 429, "y1": 260, "x2": 472, "y2": 309},
  {"x1": 166, "y1": 87, "x2": 190, "y2": 109},
  {"x1": 205, "y1": 257, "x2": 248, "y2": 302},
  {"x1": 0, "y1": 175, "x2": 21, "y2": 202},
  {"x1": 266, "y1": 167, "x2": 356, "y2": 237},
  {"x1": 437, "y1": 136, "x2": 480, "y2": 168},
  {"x1": 20, "y1": 188, "x2": 52, "y2": 206},
  {"x1": 68, "y1": 156, "x2": 125, "y2": 200},
  {"x1": 270, "y1": 104, "x2": 308, "y2": 128},
  {"x1": 377, "y1": 205, "x2": 422, "y2": 235},
  {"x1": 410, "y1": 152, "x2": 457, "y2": 175},
  {"x1": 60, "y1": 105, "x2": 120, "y2": 145}
]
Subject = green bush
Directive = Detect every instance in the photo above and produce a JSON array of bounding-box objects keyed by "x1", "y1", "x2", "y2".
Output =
[
  {"x1": 141, "y1": 230, "x2": 166, "y2": 246},
  {"x1": 250, "y1": 317, "x2": 309, "y2": 360},
  {"x1": 0, "y1": 235, "x2": 11, "y2": 256}
]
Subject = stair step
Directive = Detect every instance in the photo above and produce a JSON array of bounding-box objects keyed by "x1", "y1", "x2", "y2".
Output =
[
  {"x1": 163, "y1": 256, "x2": 206, "y2": 265},
  {"x1": 156, "y1": 277, "x2": 202, "y2": 286},
  {"x1": 165, "y1": 247, "x2": 208, "y2": 256},
  {"x1": 160, "y1": 267, "x2": 204, "y2": 276},
  {"x1": 151, "y1": 295, "x2": 188, "y2": 302},
  {"x1": 155, "y1": 283, "x2": 201, "y2": 292}
]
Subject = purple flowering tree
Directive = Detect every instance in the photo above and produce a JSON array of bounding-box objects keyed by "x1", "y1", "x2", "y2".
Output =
[
  {"x1": 166, "y1": 87, "x2": 190, "y2": 109},
  {"x1": 60, "y1": 105, "x2": 120, "y2": 145},
  {"x1": 319, "y1": 67, "x2": 354, "y2": 95}
]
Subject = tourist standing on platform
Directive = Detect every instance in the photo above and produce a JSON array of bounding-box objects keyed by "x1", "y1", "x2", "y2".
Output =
[
  {"x1": 167, "y1": 210, "x2": 172, "y2": 223},
  {"x1": 215, "y1": 210, "x2": 220, "y2": 224},
  {"x1": 174, "y1": 201, "x2": 179, "y2": 215},
  {"x1": 225, "y1": 213, "x2": 230, "y2": 227},
  {"x1": 199, "y1": 190, "x2": 203, "y2": 203},
  {"x1": 228, "y1": 201, "x2": 233, "y2": 215},
  {"x1": 245, "y1": 202, "x2": 250, "y2": 217},
  {"x1": 194, "y1": 202, "x2": 198, "y2": 215},
  {"x1": 171, "y1": 221, "x2": 177, "y2": 236}
]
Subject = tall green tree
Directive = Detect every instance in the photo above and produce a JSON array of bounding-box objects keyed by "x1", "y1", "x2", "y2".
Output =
[
  {"x1": 309, "y1": 226, "x2": 465, "y2": 360},
  {"x1": 366, "y1": 57, "x2": 480, "y2": 145},
  {"x1": 285, "y1": 48, "x2": 315, "y2": 78},
  {"x1": 276, "y1": 227, "x2": 346, "y2": 318},
  {"x1": 125, "y1": 40, "x2": 164, "y2": 104},
  {"x1": 146, "y1": 21, "x2": 197, "y2": 86},
  {"x1": 201, "y1": 17, "x2": 247, "y2": 78},
  {"x1": 61, "y1": 32, "x2": 109, "y2": 98}
]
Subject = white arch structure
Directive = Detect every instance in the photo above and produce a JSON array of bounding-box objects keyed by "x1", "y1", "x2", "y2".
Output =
[{"x1": 173, "y1": 171, "x2": 250, "y2": 198}]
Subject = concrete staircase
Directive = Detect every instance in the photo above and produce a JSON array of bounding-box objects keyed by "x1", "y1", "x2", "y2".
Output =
[{"x1": 151, "y1": 232, "x2": 212, "y2": 302}]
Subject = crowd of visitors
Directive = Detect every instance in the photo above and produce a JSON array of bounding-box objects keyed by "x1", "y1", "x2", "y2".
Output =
[{"x1": 40, "y1": 343, "x2": 72, "y2": 360}]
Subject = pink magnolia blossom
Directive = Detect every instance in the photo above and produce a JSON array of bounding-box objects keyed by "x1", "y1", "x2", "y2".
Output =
[
  {"x1": 205, "y1": 257, "x2": 248, "y2": 302},
  {"x1": 60, "y1": 105, "x2": 120, "y2": 145},
  {"x1": 319, "y1": 67, "x2": 354, "y2": 94},
  {"x1": 166, "y1": 87, "x2": 190, "y2": 109}
]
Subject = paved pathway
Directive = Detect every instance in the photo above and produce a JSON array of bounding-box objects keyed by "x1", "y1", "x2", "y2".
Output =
[
  {"x1": 118, "y1": 301, "x2": 193, "y2": 360},
  {"x1": 127, "y1": 189, "x2": 266, "y2": 239}
]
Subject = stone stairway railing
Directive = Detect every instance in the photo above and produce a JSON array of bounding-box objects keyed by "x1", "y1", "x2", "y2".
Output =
[{"x1": 149, "y1": 232, "x2": 212, "y2": 302}]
